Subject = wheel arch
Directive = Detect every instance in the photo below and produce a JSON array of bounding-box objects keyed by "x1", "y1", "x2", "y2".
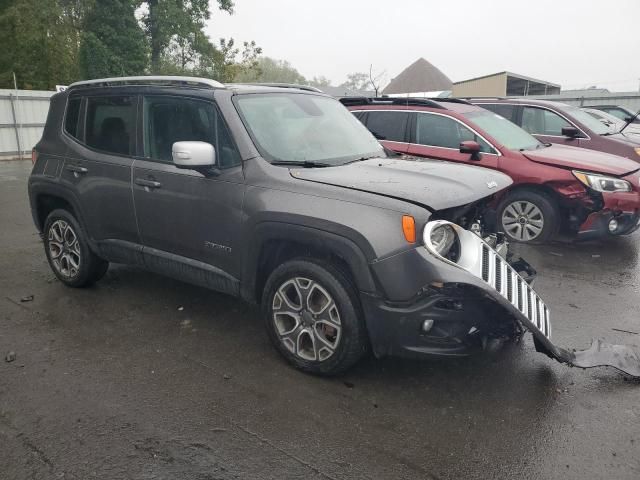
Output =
[
  {"x1": 241, "y1": 222, "x2": 378, "y2": 305},
  {"x1": 30, "y1": 183, "x2": 86, "y2": 233}
]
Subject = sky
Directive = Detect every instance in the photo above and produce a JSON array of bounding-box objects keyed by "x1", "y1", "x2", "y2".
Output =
[{"x1": 206, "y1": 0, "x2": 640, "y2": 92}]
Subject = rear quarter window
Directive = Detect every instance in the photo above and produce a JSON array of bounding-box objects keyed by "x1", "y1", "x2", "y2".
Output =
[{"x1": 64, "y1": 97, "x2": 82, "y2": 140}]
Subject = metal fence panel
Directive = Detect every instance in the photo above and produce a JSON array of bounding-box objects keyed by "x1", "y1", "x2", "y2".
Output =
[{"x1": 0, "y1": 88, "x2": 55, "y2": 159}]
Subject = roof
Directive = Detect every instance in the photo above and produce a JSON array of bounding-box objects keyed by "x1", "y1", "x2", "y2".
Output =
[
  {"x1": 454, "y1": 71, "x2": 560, "y2": 88},
  {"x1": 471, "y1": 97, "x2": 573, "y2": 109},
  {"x1": 382, "y1": 58, "x2": 453, "y2": 95},
  {"x1": 340, "y1": 96, "x2": 481, "y2": 114}
]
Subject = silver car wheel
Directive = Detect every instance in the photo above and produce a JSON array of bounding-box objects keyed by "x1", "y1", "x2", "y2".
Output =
[
  {"x1": 48, "y1": 219, "x2": 81, "y2": 278},
  {"x1": 501, "y1": 201, "x2": 545, "y2": 242},
  {"x1": 272, "y1": 277, "x2": 342, "y2": 362}
]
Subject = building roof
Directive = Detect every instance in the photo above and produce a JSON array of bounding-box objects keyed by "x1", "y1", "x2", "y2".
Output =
[
  {"x1": 454, "y1": 71, "x2": 560, "y2": 88},
  {"x1": 383, "y1": 58, "x2": 453, "y2": 95}
]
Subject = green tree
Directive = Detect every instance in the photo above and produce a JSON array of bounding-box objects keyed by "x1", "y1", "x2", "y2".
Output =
[
  {"x1": 340, "y1": 72, "x2": 369, "y2": 91},
  {"x1": 235, "y1": 56, "x2": 306, "y2": 84},
  {"x1": 140, "y1": 0, "x2": 234, "y2": 74},
  {"x1": 308, "y1": 76, "x2": 331, "y2": 88},
  {"x1": 0, "y1": 0, "x2": 82, "y2": 89},
  {"x1": 79, "y1": 0, "x2": 146, "y2": 78}
]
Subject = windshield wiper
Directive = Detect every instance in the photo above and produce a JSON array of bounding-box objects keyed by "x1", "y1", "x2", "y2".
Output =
[
  {"x1": 341, "y1": 155, "x2": 379, "y2": 165},
  {"x1": 270, "y1": 160, "x2": 332, "y2": 168}
]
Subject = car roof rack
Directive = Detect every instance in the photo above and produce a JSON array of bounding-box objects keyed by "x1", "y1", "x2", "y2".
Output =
[
  {"x1": 68, "y1": 76, "x2": 225, "y2": 91},
  {"x1": 229, "y1": 82, "x2": 323, "y2": 93},
  {"x1": 433, "y1": 98, "x2": 472, "y2": 105},
  {"x1": 339, "y1": 97, "x2": 447, "y2": 109}
]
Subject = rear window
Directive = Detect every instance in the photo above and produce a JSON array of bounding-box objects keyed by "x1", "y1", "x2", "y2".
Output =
[
  {"x1": 64, "y1": 97, "x2": 82, "y2": 140},
  {"x1": 365, "y1": 111, "x2": 409, "y2": 142},
  {"x1": 85, "y1": 96, "x2": 136, "y2": 155},
  {"x1": 480, "y1": 104, "x2": 517, "y2": 122}
]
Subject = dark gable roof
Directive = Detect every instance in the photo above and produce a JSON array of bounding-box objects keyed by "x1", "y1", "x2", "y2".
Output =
[{"x1": 383, "y1": 58, "x2": 453, "y2": 95}]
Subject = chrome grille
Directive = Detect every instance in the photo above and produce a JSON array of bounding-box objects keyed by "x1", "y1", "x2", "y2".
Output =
[{"x1": 477, "y1": 243, "x2": 551, "y2": 339}]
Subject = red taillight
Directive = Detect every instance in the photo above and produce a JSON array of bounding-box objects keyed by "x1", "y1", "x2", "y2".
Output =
[{"x1": 31, "y1": 148, "x2": 38, "y2": 164}]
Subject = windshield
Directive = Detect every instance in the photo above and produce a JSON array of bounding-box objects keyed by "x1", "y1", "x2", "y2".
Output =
[
  {"x1": 235, "y1": 93, "x2": 385, "y2": 165},
  {"x1": 561, "y1": 105, "x2": 610, "y2": 135},
  {"x1": 464, "y1": 110, "x2": 542, "y2": 151}
]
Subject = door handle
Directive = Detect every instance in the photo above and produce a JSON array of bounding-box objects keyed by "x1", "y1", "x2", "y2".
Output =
[
  {"x1": 66, "y1": 165, "x2": 88, "y2": 174},
  {"x1": 135, "y1": 178, "x2": 162, "y2": 189}
]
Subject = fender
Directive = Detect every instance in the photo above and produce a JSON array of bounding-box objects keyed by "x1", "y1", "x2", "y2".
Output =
[
  {"x1": 240, "y1": 220, "x2": 379, "y2": 303},
  {"x1": 28, "y1": 180, "x2": 98, "y2": 249}
]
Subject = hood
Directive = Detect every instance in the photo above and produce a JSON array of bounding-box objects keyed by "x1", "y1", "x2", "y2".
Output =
[
  {"x1": 606, "y1": 131, "x2": 640, "y2": 146},
  {"x1": 290, "y1": 158, "x2": 512, "y2": 211},
  {"x1": 522, "y1": 144, "x2": 639, "y2": 176}
]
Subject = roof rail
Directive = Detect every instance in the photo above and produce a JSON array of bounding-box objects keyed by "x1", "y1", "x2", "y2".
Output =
[
  {"x1": 338, "y1": 96, "x2": 372, "y2": 106},
  {"x1": 68, "y1": 76, "x2": 225, "y2": 90},
  {"x1": 432, "y1": 98, "x2": 472, "y2": 105},
  {"x1": 229, "y1": 82, "x2": 323, "y2": 93},
  {"x1": 339, "y1": 97, "x2": 447, "y2": 109},
  {"x1": 459, "y1": 96, "x2": 507, "y2": 100}
]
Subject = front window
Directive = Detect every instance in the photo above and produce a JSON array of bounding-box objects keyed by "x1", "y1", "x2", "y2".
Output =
[
  {"x1": 234, "y1": 93, "x2": 385, "y2": 165},
  {"x1": 464, "y1": 110, "x2": 542, "y2": 151},
  {"x1": 415, "y1": 112, "x2": 495, "y2": 153},
  {"x1": 560, "y1": 105, "x2": 610, "y2": 135},
  {"x1": 521, "y1": 106, "x2": 571, "y2": 136}
]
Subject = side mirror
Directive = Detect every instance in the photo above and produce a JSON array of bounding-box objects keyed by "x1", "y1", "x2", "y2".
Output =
[
  {"x1": 460, "y1": 140, "x2": 482, "y2": 160},
  {"x1": 172, "y1": 141, "x2": 216, "y2": 169},
  {"x1": 624, "y1": 116, "x2": 634, "y2": 123},
  {"x1": 561, "y1": 126, "x2": 582, "y2": 139}
]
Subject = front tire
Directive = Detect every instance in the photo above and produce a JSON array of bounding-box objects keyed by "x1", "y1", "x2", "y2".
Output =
[
  {"x1": 262, "y1": 259, "x2": 368, "y2": 375},
  {"x1": 497, "y1": 190, "x2": 559, "y2": 243},
  {"x1": 43, "y1": 209, "x2": 109, "y2": 287}
]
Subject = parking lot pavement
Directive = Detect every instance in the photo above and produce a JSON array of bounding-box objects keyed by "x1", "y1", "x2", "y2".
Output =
[{"x1": 1, "y1": 159, "x2": 639, "y2": 480}]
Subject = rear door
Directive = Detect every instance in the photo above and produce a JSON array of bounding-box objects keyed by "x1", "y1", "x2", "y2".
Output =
[
  {"x1": 132, "y1": 94, "x2": 245, "y2": 289},
  {"x1": 407, "y1": 112, "x2": 499, "y2": 169},
  {"x1": 360, "y1": 110, "x2": 410, "y2": 153},
  {"x1": 60, "y1": 94, "x2": 139, "y2": 252}
]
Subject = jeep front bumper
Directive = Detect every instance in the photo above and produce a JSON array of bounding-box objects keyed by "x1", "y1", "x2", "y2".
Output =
[{"x1": 362, "y1": 221, "x2": 640, "y2": 377}]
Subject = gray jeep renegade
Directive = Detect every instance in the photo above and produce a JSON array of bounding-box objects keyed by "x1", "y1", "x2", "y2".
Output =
[{"x1": 29, "y1": 76, "x2": 639, "y2": 377}]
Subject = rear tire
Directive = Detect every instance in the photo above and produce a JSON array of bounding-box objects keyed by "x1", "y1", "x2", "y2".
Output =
[
  {"x1": 262, "y1": 259, "x2": 368, "y2": 375},
  {"x1": 43, "y1": 209, "x2": 109, "y2": 287},
  {"x1": 497, "y1": 190, "x2": 559, "y2": 243}
]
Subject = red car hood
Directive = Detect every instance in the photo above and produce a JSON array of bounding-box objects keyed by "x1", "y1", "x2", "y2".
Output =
[{"x1": 523, "y1": 144, "x2": 639, "y2": 176}]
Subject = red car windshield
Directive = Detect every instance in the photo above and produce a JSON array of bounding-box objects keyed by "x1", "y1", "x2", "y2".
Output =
[{"x1": 465, "y1": 110, "x2": 542, "y2": 151}]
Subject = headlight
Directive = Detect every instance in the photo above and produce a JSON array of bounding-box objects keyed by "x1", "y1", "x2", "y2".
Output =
[
  {"x1": 573, "y1": 171, "x2": 631, "y2": 193},
  {"x1": 635, "y1": 147, "x2": 640, "y2": 157},
  {"x1": 424, "y1": 222, "x2": 459, "y2": 262}
]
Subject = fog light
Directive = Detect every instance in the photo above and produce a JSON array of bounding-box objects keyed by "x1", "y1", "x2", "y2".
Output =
[
  {"x1": 608, "y1": 218, "x2": 619, "y2": 233},
  {"x1": 421, "y1": 319, "x2": 434, "y2": 333}
]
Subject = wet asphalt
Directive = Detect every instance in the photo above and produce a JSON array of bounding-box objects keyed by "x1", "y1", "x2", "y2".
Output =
[{"x1": 0, "y1": 159, "x2": 639, "y2": 480}]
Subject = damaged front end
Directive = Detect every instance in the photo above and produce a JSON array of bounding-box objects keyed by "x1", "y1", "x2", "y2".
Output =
[
  {"x1": 422, "y1": 220, "x2": 640, "y2": 377},
  {"x1": 361, "y1": 220, "x2": 640, "y2": 378}
]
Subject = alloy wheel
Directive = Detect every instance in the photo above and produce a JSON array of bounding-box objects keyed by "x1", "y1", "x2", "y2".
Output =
[
  {"x1": 272, "y1": 277, "x2": 342, "y2": 362},
  {"x1": 48, "y1": 219, "x2": 81, "y2": 278},
  {"x1": 502, "y1": 201, "x2": 545, "y2": 241}
]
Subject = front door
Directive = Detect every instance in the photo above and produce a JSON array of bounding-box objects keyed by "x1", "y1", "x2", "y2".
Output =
[
  {"x1": 407, "y1": 112, "x2": 499, "y2": 170},
  {"x1": 132, "y1": 95, "x2": 245, "y2": 291},
  {"x1": 520, "y1": 106, "x2": 586, "y2": 147}
]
